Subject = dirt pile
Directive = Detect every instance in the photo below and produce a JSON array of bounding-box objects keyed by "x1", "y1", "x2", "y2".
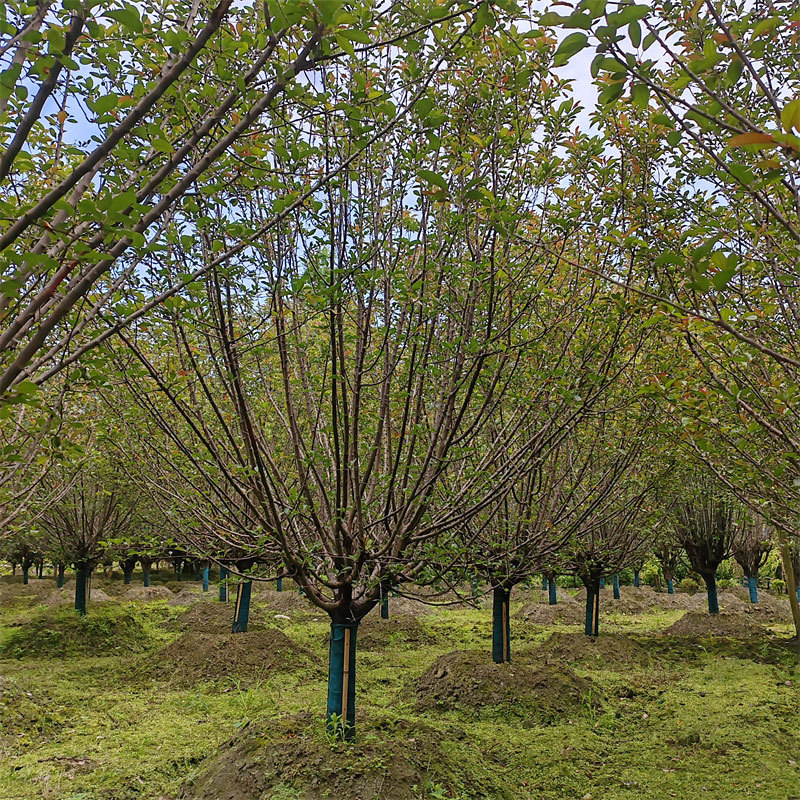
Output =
[
  {"x1": 120, "y1": 585, "x2": 174, "y2": 602},
  {"x1": 515, "y1": 602, "x2": 584, "y2": 625},
  {"x1": 354, "y1": 614, "x2": 434, "y2": 650},
  {"x1": 0, "y1": 605, "x2": 153, "y2": 658},
  {"x1": 179, "y1": 714, "x2": 507, "y2": 800},
  {"x1": 42, "y1": 585, "x2": 112, "y2": 606},
  {"x1": 535, "y1": 631, "x2": 651, "y2": 667},
  {"x1": 414, "y1": 650, "x2": 597, "y2": 721},
  {"x1": 148, "y1": 628, "x2": 317, "y2": 685},
  {"x1": 167, "y1": 586, "x2": 206, "y2": 606},
  {"x1": 257, "y1": 588, "x2": 317, "y2": 615},
  {"x1": 664, "y1": 611, "x2": 766, "y2": 637},
  {"x1": 174, "y1": 601, "x2": 265, "y2": 633},
  {"x1": 0, "y1": 580, "x2": 58, "y2": 605}
]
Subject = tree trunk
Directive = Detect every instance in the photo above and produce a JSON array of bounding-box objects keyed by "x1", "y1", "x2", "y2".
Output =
[
  {"x1": 704, "y1": 574, "x2": 719, "y2": 614},
  {"x1": 57, "y1": 563, "x2": 65, "y2": 588},
  {"x1": 75, "y1": 563, "x2": 89, "y2": 615},
  {"x1": 747, "y1": 575, "x2": 758, "y2": 604},
  {"x1": 599, "y1": 576, "x2": 605, "y2": 589},
  {"x1": 380, "y1": 592, "x2": 389, "y2": 620},
  {"x1": 634, "y1": 570, "x2": 640, "y2": 587},
  {"x1": 201, "y1": 566, "x2": 209, "y2": 592},
  {"x1": 123, "y1": 567, "x2": 133, "y2": 584},
  {"x1": 219, "y1": 566, "x2": 229, "y2": 602},
  {"x1": 37, "y1": 562, "x2": 43, "y2": 578},
  {"x1": 612, "y1": 574, "x2": 620, "y2": 600},
  {"x1": 22, "y1": 561, "x2": 30, "y2": 584},
  {"x1": 326, "y1": 621, "x2": 359, "y2": 741},
  {"x1": 541, "y1": 576, "x2": 548, "y2": 591},
  {"x1": 667, "y1": 578, "x2": 674, "y2": 594},
  {"x1": 276, "y1": 577, "x2": 283, "y2": 592},
  {"x1": 775, "y1": 531, "x2": 800, "y2": 640},
  {"x1": 232, "y1": 579, "x2": 252, "y2": 633},
  {"x1": 584, "y1": 578, "x2": 600, "y2": 636},
  {"x1": 548, "y1": 578, "x2": 557, "y2": 605},
  {"x1": 491, "y1": 585, "x2": 511, "y2": 663}
]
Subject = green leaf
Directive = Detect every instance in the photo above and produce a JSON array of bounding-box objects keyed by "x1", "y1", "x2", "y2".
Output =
[
  {"x1": 628, "y1": 20, "x2": 641, "y2": 48},
  {"x1": 631, "y1": 82, "x2": 649, "y2": 108},
  {"x1": 417, "y1": 169, "x2": 448, "y2": 190},
  {"x1": 92, "y1": 94, "x2": 118, "y2": 114},
  {"x1": 106, "y1": 6, "x2": 143, "y2": 33},
  {"x1": 553, "y1": 32, "x2": 588, "y2": 67}
]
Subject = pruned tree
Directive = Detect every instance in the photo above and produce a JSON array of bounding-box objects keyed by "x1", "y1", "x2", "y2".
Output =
[
  {"x1": 672, "y1": 480, "x2": 742, "y2": 615},
  {"x1": 733, "y1": 517, "x2": 772, "y2": 604}
]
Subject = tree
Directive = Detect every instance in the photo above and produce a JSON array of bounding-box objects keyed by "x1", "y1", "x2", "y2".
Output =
[
  {"x1": 538, "y1": 0, "x2": 800, "y2": 638},
  {"x1": 732, "y1": 516, "x2": 772, "y2": 604},
  {"x1": 672, "y1": 479, "x2": 741, "y2": 615},
  {"x1": 31, "y1": 459, "x2": 137, "y2": 614}
]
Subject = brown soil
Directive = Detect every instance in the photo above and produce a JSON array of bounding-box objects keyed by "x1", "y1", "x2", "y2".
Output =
[
  {"x1": 664, "y1": 611, "x2": 766, "y2": 637},
  {"x1": 0, "y1": 580, "x2": 57, "y2": 604},
  {"x1": 167, "y1": 586, "x2": 206, "y2": 606},
  {"x1": 147, "y1": 629, "x2": 317, "y2": 686},
  {"x1": 178, "y1": 713, "x2": 507, "y2": 800},
  {"x1": 257, "y1": 589, "x2": 318, "y2": 615},
  {"x1": 173, "y1": 601, "x2": 265, "y2": 633},
  {"x1": 414, "y1": 650, "x2": 597, "y2": 722},
  {"x1": 356, "y1": 614, "x2": 434, "y2": 650},
  {"x1": 515, "y1": 602, "x2": 585, "y2": 625},
  {"x1": 120, "y1": 585, "x2": 175, "y2": 602},
  {"x1": 43, "y1": 585, "x2": 112, "y2": 606},
  {"x1": 534, "y1": 631, "x2": 651, "y2": 667}
]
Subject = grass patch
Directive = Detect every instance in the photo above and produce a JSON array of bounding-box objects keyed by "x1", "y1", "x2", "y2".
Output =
[{"x1": 0, "y1": 585, "x2": 798, "y2": 799}]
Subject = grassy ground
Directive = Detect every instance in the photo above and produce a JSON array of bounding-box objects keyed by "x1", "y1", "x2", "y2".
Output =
[{"x1": 0, "y1": 579, "x2": 798, "y2": 800}]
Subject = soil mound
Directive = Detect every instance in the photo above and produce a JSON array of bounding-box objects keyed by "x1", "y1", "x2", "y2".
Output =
[
  {"x1": 167, "y1": 586, "x2": 205, "y2": 606},
  {"x1": 535, "y1": 631, "x2": 651, "y2": 667},
  {"x1": 42, "y1": 586, "x2": 112, "y2": 606},
  {"x1": 174, "y1": 601, "x2": 265, "y2": 633},
  {"x1": 0, "y1": 605, "x2": 152, "y2": 658},
  {"x1": 515, "y1": 602, "x2": 584, "y2": 625},
  {"x1": 414, "y1": 650, "x2": 597, "y2": 721},
  {"x1": 664, "y1": 611, "x2": 766, "y2": 637},
  {"x1": 179, "y1": 714, "x2": 506, "y2": 800},
  {"x1": 0, "y1": 580, "x2": 57, "y2": 604},
  {"x1": 257, "y1": 589, "x2": 316, "y2": 614},
  {"x1": 149, "y1": 629, "x2": 317, "y2": 685},
  {"x1": 356, "y1": 614, "x2": 433, "y2": 650},
  {"x1": 120, "y1": 585, "x2": 174, "y2": 602}
]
